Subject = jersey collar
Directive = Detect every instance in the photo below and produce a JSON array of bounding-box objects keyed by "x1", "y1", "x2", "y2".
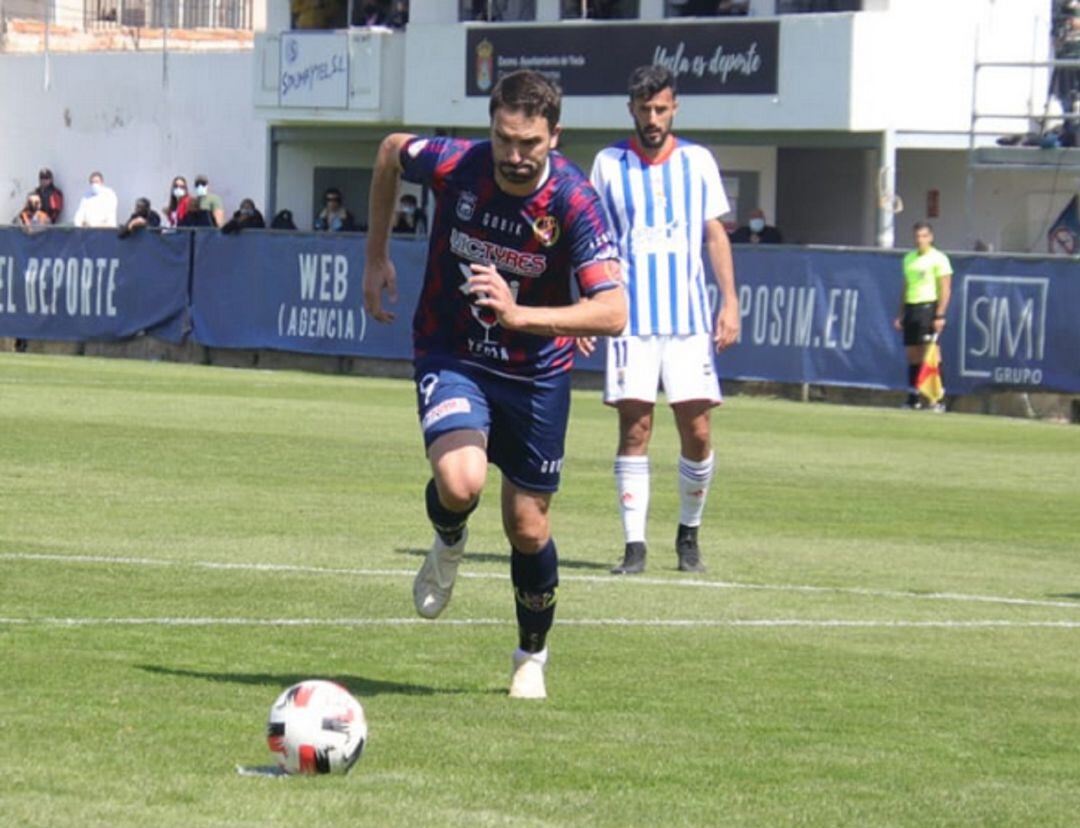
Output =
[{"x1": 629, "y1": 135, "x2": 678, "y2": 166}]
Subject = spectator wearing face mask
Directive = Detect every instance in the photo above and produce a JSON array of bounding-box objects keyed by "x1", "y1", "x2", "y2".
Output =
[
  {"x1": 34, "y1": 168, "x2": 64, "y2": 223},
  {"x1": 221, "y1": 198, "x2": 266, "y2": 234},
  {"x1": 392, "y1": 193, "x2": 427, "y2": 236},
  {"x1": 730, "y1": 208, "x2": 782, "y2": 244},
  {"x1": 180, "y1": 175, "x2": 226, "y2": 228},
  {"x1": 72, "y1": 171, "x2": 119, "y2": 228},
  {"x1": 118, "y1": 198, "x2": 162, "y2": 238},
  {"x1": 14, "y1": 192, "x2": 51, "y2": 227},
  {"x1": 314, "y1": 188, "x2": 356, "y2": 232},
  {"x1": 163, "y1": 176, "x2": 191, "y2": 227}
]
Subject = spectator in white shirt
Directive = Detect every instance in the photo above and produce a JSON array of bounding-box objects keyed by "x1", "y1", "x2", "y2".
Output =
[{"x1": 72, "y1": 171, "x2": 118, "y2": 228}]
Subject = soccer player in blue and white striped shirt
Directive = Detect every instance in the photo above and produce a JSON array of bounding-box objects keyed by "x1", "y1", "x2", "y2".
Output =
[{"x1": 589, "y1": 65, "x2": 740, "y2": 575}]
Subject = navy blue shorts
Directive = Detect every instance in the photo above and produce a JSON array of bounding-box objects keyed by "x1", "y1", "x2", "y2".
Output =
[{"x1": 414, "y1": 359, "x2": 570, "y2": 493}]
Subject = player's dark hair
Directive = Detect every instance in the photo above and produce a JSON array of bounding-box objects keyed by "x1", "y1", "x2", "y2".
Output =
[
  {"x1": 913, "y1": 221, "x2": 933, "y2": 233},
  {"x1": 489, "y1": 70, "x2": 561, "y2": 132},
  {"x1": 628, "y1": 64, "x2": 676, "y2": 102}
]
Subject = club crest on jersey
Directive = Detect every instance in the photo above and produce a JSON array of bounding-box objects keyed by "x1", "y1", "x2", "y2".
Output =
[
  {"x1": 456, "y1": 191, "x2": 478, "y2": 222},
  {"x1": 531, "y1": 214, "x2": 560, "y2": 247}
]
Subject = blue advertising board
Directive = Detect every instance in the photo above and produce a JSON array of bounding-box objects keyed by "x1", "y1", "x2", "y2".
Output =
[
  {"x1": 4, "y1": 227, "x2": 1078, "y2": 397},
  {"x1": 190, "y1": 230, "x2": 422, "y2": 359},
  {"x1": 0, "y1": 227, "x2": 189, "y2": 342},
  {"x1": 718, "y1": 246, "x2": 1080, "y2": 396}
]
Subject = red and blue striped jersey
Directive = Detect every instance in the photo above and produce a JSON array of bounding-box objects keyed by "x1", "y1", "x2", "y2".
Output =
[{"x1": 400, "y1": 136, "x2": 620, "y2": 380}]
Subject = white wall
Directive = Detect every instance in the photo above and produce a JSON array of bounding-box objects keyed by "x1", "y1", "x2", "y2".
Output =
[
  {"x1": 274, "y1": 135, "x2": 383, "y2": 227},
  {"x1": 896, "y1": 149, "x2": 1080, "y2": 253},
  {"x1": 0, "y1": 51, "x2": 267, "y2": 224},
  {"x1": 852, "y1": 0, "x2": 1051, "y2": 138}
]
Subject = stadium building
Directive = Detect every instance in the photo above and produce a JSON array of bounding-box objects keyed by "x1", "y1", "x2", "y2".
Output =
[{"x1": 1, "y1": 0, "x2": 1077, "y2": 253}]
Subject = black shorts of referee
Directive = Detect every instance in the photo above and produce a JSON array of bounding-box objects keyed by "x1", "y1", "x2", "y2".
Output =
[{"x1": 901, "y1": 302, "x2": 936, "y2": 347}]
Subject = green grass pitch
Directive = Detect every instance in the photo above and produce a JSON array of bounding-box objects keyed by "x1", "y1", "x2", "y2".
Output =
[{"x1": 1, "y1": 353, "x2": 1079, "y2": 827}]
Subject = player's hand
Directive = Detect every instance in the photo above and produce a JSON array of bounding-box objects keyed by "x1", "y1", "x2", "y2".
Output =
[
  {"x1": 363, "y1": 256, "x2": 398, "y2": 323},
  {"x1": 468, "y1": 263, "x2": 523, "y2": 328},
  {"x1": 893, "y1": 316, "x2": 903, "y2": 332},
  {"x1": 933, "y1": 317, "x2": 946, "y2": 334},
  {"x1": 713, "y1": 299, "x2": 740, "y2": 352},
  {"x1": 576, "y1": 337, "x2": 597, "y2": 357}
]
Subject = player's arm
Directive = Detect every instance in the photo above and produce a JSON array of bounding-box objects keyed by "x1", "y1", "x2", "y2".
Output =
[
  {"x1": 363, "y1": 132, "x2": 414, "y2": 323},
  {"x1": 704, "y1": 217, "x2": 740, "y2": 351},
  {"x1": 468, "y1": 262, "x2": 627, "y2": 337}
]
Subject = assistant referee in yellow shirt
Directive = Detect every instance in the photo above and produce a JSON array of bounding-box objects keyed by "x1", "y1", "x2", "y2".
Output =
[{"x1": 893, "y1": 222, "x2": 952, "y2": 410}]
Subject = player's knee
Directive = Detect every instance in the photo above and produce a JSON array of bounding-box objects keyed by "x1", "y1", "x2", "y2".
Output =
[
  {"x1": 504, "y1": 516, "x2": 549, "y2": 554},
  {"x1": 619, "y1": 420, "x2": 651, "y2": 453},
  {"x1": 436, "y1": 475, "x2": 483, "y2": 512}
]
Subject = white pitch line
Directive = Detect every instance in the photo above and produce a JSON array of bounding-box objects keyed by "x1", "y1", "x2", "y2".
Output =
[
  {"x1": 3, "y1": 551, "x2": 1079, "y2": 611},
  {"x1": 1, "y1": 616, "x2": 1080, "y2": 630}
]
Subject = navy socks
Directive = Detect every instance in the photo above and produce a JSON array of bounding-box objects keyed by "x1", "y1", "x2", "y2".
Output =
[
  {"x1": 425, "y1": 478, "x2": 477, "y2": 545},
  {"x1": 511, "y1": 539, "x2": 559, "y2": 654}
]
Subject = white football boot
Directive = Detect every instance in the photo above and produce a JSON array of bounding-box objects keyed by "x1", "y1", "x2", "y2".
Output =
[
  {"x1": 412, "y1": 528, "x2": 467, "y2": 619},
  {"x1": 509, "y1": 647, "x2": 548, "y2": 700}
]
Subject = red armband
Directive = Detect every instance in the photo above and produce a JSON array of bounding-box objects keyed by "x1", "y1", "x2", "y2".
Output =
[{"x1": 577, "y1": 259, "x2": 622, "y2": 296}]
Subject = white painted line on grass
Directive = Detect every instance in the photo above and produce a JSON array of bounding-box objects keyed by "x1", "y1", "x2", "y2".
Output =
[
  {"x1": 3, "y1": 551, "x2": 1079, "y2": 611},
  {"x1": 1, "y1": 616, "x2": 1080, "y2": 629}
]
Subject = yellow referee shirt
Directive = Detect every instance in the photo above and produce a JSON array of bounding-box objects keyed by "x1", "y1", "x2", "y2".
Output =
[{"x1": 903, "y1": 247, "x2": 953, "y2": 305}]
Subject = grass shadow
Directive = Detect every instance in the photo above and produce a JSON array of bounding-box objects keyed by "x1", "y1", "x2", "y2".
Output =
[
  {"x1": 1047, "y1": 593, "x2": 1080, "y2": 601},
  {"x1": 138, "y1": 664, "x2": 475, "y2": 697},
  {"x1": 395, "y1": 546, "x2": 611, "y2": 571}
]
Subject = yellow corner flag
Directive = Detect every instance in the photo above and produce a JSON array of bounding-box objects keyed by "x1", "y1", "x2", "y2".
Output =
[{"x1": 916, "y1": 340, "x2": 944, "y2": 404}]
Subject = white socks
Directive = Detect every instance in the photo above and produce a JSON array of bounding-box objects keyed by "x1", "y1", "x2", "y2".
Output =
[
  {"x1": 614, "y1": 455, "x2": 650, "y2": 544},
  {"x1": 617, "y1": 453, "x2": 715, "y2": 541},
  {"x1": 678, "y1": 453, "x2": 714, "y2": 528}
]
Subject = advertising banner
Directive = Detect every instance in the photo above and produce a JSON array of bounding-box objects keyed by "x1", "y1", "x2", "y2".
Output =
[
  {"x1": 950, "y1": 255, "x2": 1080, "y2": 395},
  {"x1": 0, "y1": 227, "x2": 189, "y2": 343},
  {"x1": 465, "y1": 21, "x2": 779, "y2": 97},
  {"x1": 712, "y1": 246, "x2": 1080, "y2": 395},
  {"x1": 12, "y1": 228, "x2": 1075, "y2": 397},
  {"x1": 190, "y1": 231, "x2": 422, "y2": 359}
]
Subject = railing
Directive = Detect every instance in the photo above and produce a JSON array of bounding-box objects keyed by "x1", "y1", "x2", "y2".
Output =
[
  {"x1": 83, "y1": 0, "x2": 253, "y2": 29},
  {"x1": 0, "y1": 0, "x2": 253, "y2": 32}
]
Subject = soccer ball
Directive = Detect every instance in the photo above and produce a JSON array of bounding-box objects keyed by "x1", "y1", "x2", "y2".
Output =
[{"x1": 266, "y1": 680, "x2": 367, "y2": 775}]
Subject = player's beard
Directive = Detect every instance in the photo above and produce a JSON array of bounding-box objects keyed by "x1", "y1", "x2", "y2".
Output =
[
  {"x1": 635, "y1": 121, "x2": 670, "y2": 150},
  {"x1": 497, "y1": 161, "x2": 540, "y2": 185}
]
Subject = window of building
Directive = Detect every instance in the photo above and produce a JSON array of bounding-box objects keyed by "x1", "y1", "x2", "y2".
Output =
[
  {"x1": 460, "y1": 0, "x2": 537, "y2": 21},
  {"x1": 775, "y1": 0, "x2": 862, "y2": 12},
  {"x1": 561, "y1": 0, "x2": 639, "y2": 19},
  {"x1": 665, "y1": 1, "x2": 748, "y2": 16},
  {"x1": 291, "y1": 0, "x2": 407, "y2": 30}
]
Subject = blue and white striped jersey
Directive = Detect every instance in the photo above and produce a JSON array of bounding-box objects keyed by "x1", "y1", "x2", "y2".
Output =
[{"x1": 590, "y1": 137, "x2": 729, "y2": 336}]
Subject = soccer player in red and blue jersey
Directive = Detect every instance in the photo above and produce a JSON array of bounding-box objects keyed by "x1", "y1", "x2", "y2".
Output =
[{"x1": 364, "y1": 70, "x2": 625, "y2": 700}]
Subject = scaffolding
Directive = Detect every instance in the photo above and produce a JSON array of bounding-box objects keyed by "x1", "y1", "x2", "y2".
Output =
[{"x1": 964, "y1": 56, "x2": 1080, "y2": 250}]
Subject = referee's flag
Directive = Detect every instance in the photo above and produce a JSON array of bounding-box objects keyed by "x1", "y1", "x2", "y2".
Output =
[{"x1": 916, "y1": 340, "x2": 944, "y2": 404}]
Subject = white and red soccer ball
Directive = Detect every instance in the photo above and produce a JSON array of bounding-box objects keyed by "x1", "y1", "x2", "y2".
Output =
[{"x1": 266, "y1": 680, "x2": 367, "y2": 775}]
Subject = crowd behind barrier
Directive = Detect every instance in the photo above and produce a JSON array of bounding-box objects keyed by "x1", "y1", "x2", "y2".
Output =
[{"x1": 1, "y1": 226, "x2": 1078, "y2": 396}]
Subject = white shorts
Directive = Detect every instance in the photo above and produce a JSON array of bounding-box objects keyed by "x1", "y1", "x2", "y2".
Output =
[{"x1": 603, "y1": 334, "x2": 722, "y2": 406}]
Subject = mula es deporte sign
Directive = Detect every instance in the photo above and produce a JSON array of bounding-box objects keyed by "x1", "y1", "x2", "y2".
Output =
[{"x1": 466, "y1": 21, "x2": 779, "y2": 97}]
